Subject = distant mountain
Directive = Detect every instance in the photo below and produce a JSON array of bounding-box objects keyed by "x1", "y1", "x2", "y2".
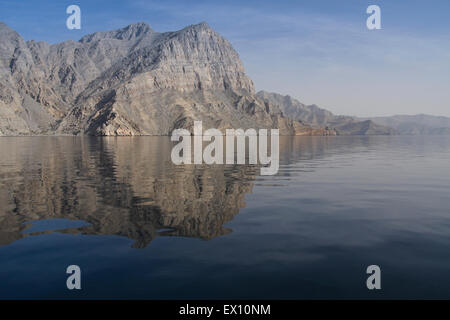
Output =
[
  {"x1": 358, "y1": 114, "x2": 450, "y2": 135},
  {"x1": 257, "y1": 91, "x2": 396, "y2": 135},
  {"x1": 0, "y1": 21, "x2": 333, "y2": 136}
]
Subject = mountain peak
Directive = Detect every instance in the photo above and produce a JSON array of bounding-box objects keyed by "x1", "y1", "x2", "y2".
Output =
[
  {"x1": 1, "y1": 21, "x2": 326, "y2": 137},
  {"x1": 0, "y1": 21, "x2": 27, "y2": 54},
  {"x1": 182, "y1": 21, "x2": 213, "y2": 33},
  {"x1": 79, "y1": 22, "x2": 154, "y2": 43},
  {"x1": 197, "y1": 21, "x2": 210, "y2": 28},
  {"x1": 0, "y1": 21, "x2": 20, "y2": 37},
  {"x1": 123, "y1": 22, "x2": 154, "y2": 34}
]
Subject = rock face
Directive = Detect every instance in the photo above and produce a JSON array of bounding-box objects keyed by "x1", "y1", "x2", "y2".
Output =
[
  {"x1": 257, "y1": 91, "x2": 396, "y2": 135},
  {"x1": 0, "y1": 21, "x2": 335, "y2": 136}
]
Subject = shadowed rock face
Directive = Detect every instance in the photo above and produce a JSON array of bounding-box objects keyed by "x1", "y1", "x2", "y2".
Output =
[
  {"x1": 0, "y1": 21, "x2": 334, "y2": 136},
  {"x1": 0, "y1": 137, "x2": 258, "y2": 248}
]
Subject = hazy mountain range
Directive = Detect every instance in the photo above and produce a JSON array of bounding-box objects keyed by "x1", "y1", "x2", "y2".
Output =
[
  {"x1": 357, "y1": 115, "x2": 450, "y2": 135},
  {"x1": 257, "y1": 91, "x2": 450, "y2": 136},
  {"x1": 0, "y1": 21, "x2": 449, "y2": 136},
  {"x1": 257, "y1": 91, "x2": 395, "y2": 135}
]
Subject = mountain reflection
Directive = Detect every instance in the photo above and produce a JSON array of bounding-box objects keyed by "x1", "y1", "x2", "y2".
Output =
[
  {"x1": 0, "y1": 137, "x2": 259, "y2": 248},
  {"x1": 0, "y1": 136, "x2": 376, "y2": 248}
]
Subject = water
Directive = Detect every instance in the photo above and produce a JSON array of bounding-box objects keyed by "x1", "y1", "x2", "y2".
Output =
[{"x1": 0, "y1": 136, "x2": 449, "y2": 299}]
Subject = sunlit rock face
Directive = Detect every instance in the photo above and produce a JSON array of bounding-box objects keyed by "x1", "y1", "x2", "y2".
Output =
[{"x1": 0, "y1": 22, "x2": 333, "y2": 136}]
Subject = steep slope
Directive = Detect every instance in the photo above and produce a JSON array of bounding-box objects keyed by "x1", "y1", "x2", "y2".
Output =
[
  {"x1": 57, "y1": 22, "x2": 328, "y2": 135},
  {"x1": 0, "y1": 22, "x2": 159, "y2": 135},
  {"x1": 0, "y1": 22, "x2": 57, "y2": 135},
  {"x1": 0, "y1": 21, "x2": 332, "y2": 136},
  {"x1": 257, "y1": 91, "x2": 396, "y2": 135},
  {"x1": 257, "y1": 90, "x2": 335, "y2": 127}
]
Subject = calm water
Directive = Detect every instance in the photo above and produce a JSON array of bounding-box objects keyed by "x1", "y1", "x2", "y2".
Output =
[{"x1": 0, "y1": 136, "x2": 450, "y2": 299}]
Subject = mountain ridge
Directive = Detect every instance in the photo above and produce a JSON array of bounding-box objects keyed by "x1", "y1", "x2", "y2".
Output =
[
  {"x1": 3, "y1": 21, "x2": 443, "y2": 137},
  {"x1": 1, "y1": 21, "x2": 336, "y2": 136},
  {"x1": 256, "y1": 91, "x2": 396, "y2": 135},
  {"x1": 357, "y1": 114, "x2": 450, "y2": 135}
]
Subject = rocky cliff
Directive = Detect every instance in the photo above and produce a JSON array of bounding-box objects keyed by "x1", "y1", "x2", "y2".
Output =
[{"x1": 0, "y1": 21, "x2": 334, "y2": 136}]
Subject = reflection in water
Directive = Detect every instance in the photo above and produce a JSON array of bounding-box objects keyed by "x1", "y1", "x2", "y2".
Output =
[
  {"x1": 0, "y1": 137, "x2": 260, "y2": 248},
  {"x1": 0, "y1": 136, "x2": 382, "y2": 248},
  {"x1": 1, "y1": 136, "x2": 450, "y2": 299}
]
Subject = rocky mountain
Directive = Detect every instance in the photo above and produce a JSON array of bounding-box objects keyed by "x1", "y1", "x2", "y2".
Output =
[
  {"x1": 257, "y1": 91, "x2": 396, "y2": 135},
  {"x1": 358, "y1": 114, "x2": 450, "y2": 135},
  {"x1": 0, "y1": 21, "x2": 334, "y2": 136}
]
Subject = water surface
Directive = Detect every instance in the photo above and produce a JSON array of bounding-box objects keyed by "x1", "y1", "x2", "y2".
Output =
[{"x1": 0, "y1": 136, "x2": 449, "y2": 299}]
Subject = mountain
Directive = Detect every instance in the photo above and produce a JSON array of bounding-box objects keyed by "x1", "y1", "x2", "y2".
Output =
[
  {"x1": 0, "y1": 21, "x2": 333, "y2": 136},
  {"x1": 358, "y1": 114, "x2": 450, "y2": 135},
  {"x1": 256, "y1": 91, "x2": 396, "y2": 135}
]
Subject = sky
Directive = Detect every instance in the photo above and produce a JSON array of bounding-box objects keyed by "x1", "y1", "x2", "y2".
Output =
[{"x1": 1, "y1": 0, "x2": 449, "y2": 117}]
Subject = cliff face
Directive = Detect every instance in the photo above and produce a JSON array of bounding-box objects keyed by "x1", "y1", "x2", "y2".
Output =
[
  {"x1": 257, "y1": 91, "x2": 396, "y2": 135},
  {"x1": 0, "y1": 22, "x2": 158, "y2": 135},
  {"x1": 0, "y1": 21, "x2": 333, "y2": 136}
]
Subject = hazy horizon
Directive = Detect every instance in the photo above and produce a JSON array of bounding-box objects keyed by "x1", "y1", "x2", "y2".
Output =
[{"x1": 1, "y1": 0, "x2": 449, "y2": 118}]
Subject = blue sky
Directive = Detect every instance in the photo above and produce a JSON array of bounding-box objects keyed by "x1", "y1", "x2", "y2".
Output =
[{"x1": 1, "y1": 0, "x2": 449, "y2": 117}]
